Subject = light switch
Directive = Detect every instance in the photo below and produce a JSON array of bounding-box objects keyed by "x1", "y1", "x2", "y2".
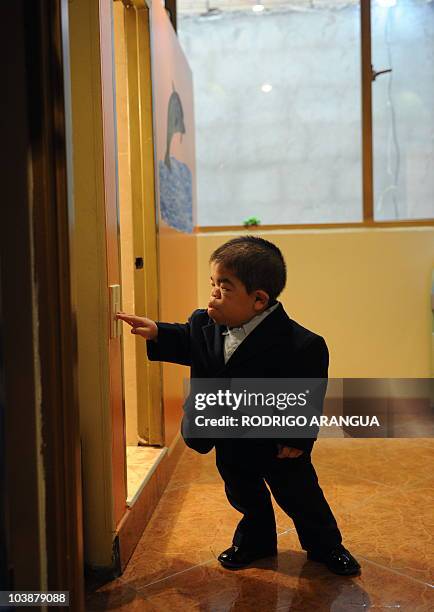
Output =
[{"x1": 109, "y1": 284, "x2": 122, "y2": 339}]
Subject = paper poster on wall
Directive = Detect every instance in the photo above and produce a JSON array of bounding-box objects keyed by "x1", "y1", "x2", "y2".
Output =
[{"x1": 150, "y1": 1, "x2": 197, "y2": 233}]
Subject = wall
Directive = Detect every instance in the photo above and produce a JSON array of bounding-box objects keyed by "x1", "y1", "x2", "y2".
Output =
[
  {"x1": 150, "y1": 0, "x2": 198, "y2": 447},
  {"x1": 159, "y1": 227, "x2": 198, "y2": 446},
  {"x1": 197, "y1": 228, "x2": 434, "y2": 378}
]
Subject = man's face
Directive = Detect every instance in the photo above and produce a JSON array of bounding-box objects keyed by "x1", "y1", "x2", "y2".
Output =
[{"x1": 207, "y1": 262, "x2": 268, "y2": 327}]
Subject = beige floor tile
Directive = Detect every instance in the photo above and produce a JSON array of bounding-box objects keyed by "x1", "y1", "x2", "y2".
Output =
[
  {"x1": 311, "y1": 438, "x2": 434, "y2": 488},
  {"x1": 131, "y1": 549, "x2": 434, "y2": 612},
  {"x1": 126, "y1": 446, "x2": 166, "y2": 502}
]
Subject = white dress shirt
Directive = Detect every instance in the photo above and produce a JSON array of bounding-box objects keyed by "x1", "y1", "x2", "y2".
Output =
[{"x1": 222, "y1": 301, "x2": 280, "y2": 364}]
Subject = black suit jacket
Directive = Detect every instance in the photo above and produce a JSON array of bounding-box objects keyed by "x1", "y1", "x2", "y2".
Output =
[{"x1": 147, "y1": 303, "x2": 328, "y2": 455}]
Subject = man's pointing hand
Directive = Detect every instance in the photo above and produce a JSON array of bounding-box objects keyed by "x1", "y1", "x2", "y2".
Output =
[{"x1": 115, "y1": 312, "x2": 158, "y2": 341}]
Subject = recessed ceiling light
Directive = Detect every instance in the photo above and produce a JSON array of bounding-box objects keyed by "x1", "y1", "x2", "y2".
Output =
[
  {"x1": 261, "y1": 83, "x2": 272, "y2": 93},
  {"x1": 252, "y1": 4, "x2": 265, "y2": 13}
]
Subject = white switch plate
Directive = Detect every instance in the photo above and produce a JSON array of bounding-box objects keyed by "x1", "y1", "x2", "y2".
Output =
[{"x1": 109, "y1": 284, "x2": 122, "y2": 339}]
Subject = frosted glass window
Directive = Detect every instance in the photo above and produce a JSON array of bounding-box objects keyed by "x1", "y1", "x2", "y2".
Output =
[
  {"x1": 178, "y1": 1, "x2": 362, "y2": 226},
  {"x1": 372, "y1": 0, "x2": 434, "y2": 221}
]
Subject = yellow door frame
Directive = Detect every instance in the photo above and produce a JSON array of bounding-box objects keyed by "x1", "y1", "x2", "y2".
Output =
[{"x1": 120, "y1": 0, "x2": 164, "y2": 446}]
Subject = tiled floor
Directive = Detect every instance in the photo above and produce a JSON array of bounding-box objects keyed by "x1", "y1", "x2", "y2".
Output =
[
  {"x1": 126, "y1": 446, "x2": 167, "y2": 505},
  {"x1": 87, "y1": 439, "x2": 434, "y2": 611}
]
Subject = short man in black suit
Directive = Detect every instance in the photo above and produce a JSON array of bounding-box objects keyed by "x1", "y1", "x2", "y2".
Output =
[{"x1": 116, "y1": 236, "x2": 360, "y2": 576}]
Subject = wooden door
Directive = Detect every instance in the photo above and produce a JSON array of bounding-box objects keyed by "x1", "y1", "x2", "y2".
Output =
[{"x1": 115, "y1": 0, "x2": 164, "y2": 447}]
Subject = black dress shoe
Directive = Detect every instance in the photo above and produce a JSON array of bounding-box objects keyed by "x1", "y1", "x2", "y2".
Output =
[
  {"x1": 307, "y1": 544, "x2": 361, "y2": 576},
  {"x1": 218, "y1": 545, "x2": 278, "y2": 569}
]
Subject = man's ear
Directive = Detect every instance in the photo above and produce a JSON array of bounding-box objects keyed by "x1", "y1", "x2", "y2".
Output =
[{"x1": 253, "y1": 290, "x2": 270, "y2": 311}]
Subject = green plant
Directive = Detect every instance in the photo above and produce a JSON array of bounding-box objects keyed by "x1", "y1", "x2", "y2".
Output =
[{"x1": 243, "y1": 216, "x2": 261, "y2": 227}]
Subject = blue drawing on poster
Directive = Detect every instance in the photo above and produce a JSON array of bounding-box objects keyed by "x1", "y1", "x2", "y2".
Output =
[{"x1": 159, "y1": 84, "x2": 193, "y2": 233}]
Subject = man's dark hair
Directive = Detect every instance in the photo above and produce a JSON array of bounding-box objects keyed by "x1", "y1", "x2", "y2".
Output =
[{"x1": 210, "y1": 236, "x2": 286, "y2": 301}]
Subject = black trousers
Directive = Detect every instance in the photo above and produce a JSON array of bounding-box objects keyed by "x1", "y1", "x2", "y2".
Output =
[{"x1": 215, "y1": 440, "x2": 342, "y2": 554}]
